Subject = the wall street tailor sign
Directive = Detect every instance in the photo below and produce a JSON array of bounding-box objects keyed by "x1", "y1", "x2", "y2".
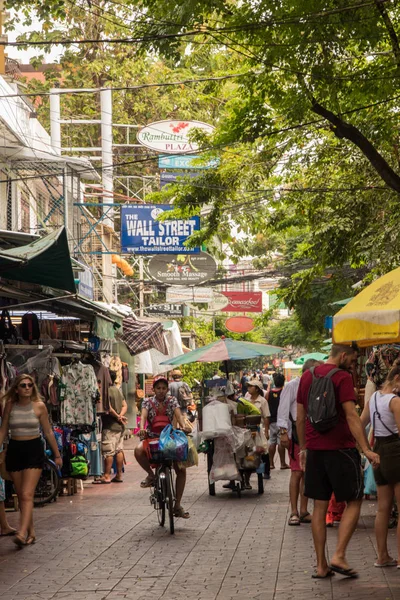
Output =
[{"x1": 148, "y1": 252, "x2": 217, "y2": 285}]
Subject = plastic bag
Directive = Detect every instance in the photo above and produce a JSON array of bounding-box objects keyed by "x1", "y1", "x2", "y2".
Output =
[
  {"x1": 159, "y1": 425, "x2": 188, "y2": 462},
  {"x1": 202, "y1": 400, "x2": 232, "y2": 439},
  {"x1": 255, "y1": 428, "x2": 269, "y2": 454},
  {"x1": 178, "y1": 437, "x2": 198, "y2": 469},
  {"x1": 210, "y1": 437, "x2": 240, "y2": 483}
]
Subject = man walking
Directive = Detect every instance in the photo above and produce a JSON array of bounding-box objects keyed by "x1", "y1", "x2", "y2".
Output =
[
  {"x1": 96, "y1": 370, "x2": 127, "y2": 484},
  {"x1": 267, "y1": 373, "x2": 289, "y2": 470},
  {"x1": 168, "y1": 369, "x2": 192, "y2": 415},
  {"x1": 297, "y1": 344, "x2": 380, "y2": 579},
  {"x1": 277, "y1": 359, "x2": 320, "y2": 526}
]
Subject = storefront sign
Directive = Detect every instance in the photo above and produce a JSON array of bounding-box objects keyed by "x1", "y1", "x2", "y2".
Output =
[
  {"x1": 76, "y1": 262, "x2": 94, "y2": 300},
  {"x1": 166, "y1": 286, "x2": 213, "y2": 303},
  {"x1": 207, "y1": 292, "x2": 230, "y2": 312},
  {"x1": 225, "y1": 316, "x2": 255, "y2": 333},
  {"x1": 158, "y1": 154, "x2": 219, "y2": 169},
  {"x1": 148, "y1": 252, "x2": 217, "y2": 285},
  {"x1": 221, "y1": 291, "x2": 263, "y2": 313},
  {"x1": 137, "y1": 120, "x2": 214, "y2": 154},
  {"x1": 121, "y1": 205, "x2": 200, "y2": 254},
  {"x1": 160, "y1": 171, "x2": 200, "y2": 188},
  {"x1": 145, "y1": 303, "x2": 186, "y2": 317}
]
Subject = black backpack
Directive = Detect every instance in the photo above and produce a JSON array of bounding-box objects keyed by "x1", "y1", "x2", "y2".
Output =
[
  {"x1": 307, "y1": 367, "x2": 340, "y2": 433},
  {"x1": 21, "y1": 312, "x2": 40, "y2": 343},
  {"x1": 0, "y1": 309, "x2": 18, "y2": 343}
]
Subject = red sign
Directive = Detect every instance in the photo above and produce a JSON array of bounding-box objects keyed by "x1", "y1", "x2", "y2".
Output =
[
  {"x1": 221, "y1": 291, "x2": 263, "y2": 313},
  {"x1": 225, "y1": 316, "x2": 255, "y2": 333}
]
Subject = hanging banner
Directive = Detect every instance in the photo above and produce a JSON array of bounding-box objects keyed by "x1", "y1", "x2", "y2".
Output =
[
  {"x1": 120, "y1": 205, "x2": 200, "y2": 254},
  {"x1": 166, "y1": 286, "x2": 213, "y2": 303},
  {"x1": 148, "y1": 252, "x2": 217, "y2": 285},
  {"x1": 221, "y1": 291, "x2": 263, "y2": 313},
  {"x1": 137, "y1": 120, "x2": 214, "y2": 154},
  {"x1": 160, "y1": 171, "x2": 200, "y2": 188},
  {"x1": 158, "y1": 154, "x2": 219, "y2": 170},
  {"x1": 145, "y1": 303, "x2": 186, "y2": 317}
]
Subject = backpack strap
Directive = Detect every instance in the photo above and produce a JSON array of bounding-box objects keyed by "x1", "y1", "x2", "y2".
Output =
[{"x1": 309, "y1": 366, "x2": 340, "y2": 379}]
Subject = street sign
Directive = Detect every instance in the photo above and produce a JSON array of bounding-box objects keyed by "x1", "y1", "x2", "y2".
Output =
[
  {"x1": 221, "y1": 291, "x2": 263, "y2": 313},
  {"x1": 145, "y1": 303, "x2": 186, "y2": 317},
  {"x1": 166, "y1": 286, "x2": 213, "y2": 303},
  {"x1": 120, "y1": 204, "x2": 200, "y2": 254},
  {"x1": 158, "y1": 154, "x2": 219, "y2": 169},
  {"x1": 137, "y1": 120, "x2": 214, "y2": 154},
  {"x1": 160, "y1": 171, "x2": 200, "y2": 188},
  {"x1": 225, "y1": 316, "x2": 255, "y2": 333},
  {"x1": 148, "y1": 252, "x2": 217, "y2": 285}
]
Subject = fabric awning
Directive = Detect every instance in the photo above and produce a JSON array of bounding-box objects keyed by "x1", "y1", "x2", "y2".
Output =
[{"x1": 0, "y1": 227, "x2": 76, "y2": 293}]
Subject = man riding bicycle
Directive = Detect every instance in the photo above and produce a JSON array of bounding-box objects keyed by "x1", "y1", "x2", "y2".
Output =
[{"x1": 134, "y1": 374, "x2": 192, "y2": 519}]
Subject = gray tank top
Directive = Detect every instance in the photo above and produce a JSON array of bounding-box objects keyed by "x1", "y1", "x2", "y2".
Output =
[{"x1": 9, "y1": 402, "x2": 40, "y2": 438}]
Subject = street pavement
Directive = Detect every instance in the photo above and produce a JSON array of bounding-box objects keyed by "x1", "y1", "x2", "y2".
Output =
[{"x1": 0, "y1": 441, "x2": 399, "y2": 600}]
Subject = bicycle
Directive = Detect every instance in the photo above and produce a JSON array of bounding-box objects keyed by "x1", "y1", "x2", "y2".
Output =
[
  {"x1": 34, "y1": 455, "x2": 61, "y2": 507},
  {"x1": 146, "y1": 433, "x2": 176, "y2": 535}
]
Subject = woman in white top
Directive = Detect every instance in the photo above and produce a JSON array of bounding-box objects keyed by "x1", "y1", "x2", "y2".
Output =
[{"x1": 361, "y1": 364, "x2": 400, "y2": 568}]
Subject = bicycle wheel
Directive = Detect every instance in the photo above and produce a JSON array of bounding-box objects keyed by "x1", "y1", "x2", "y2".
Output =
[
  {"x1": 34, "y1": 459, "x2": 61, "y2": 507},
  {"x1": 164, "y1": 466, "x2": 175, "y2": 535},
  {"x1": 156, "y1": 470, "x2": 166, "y2": 527}
]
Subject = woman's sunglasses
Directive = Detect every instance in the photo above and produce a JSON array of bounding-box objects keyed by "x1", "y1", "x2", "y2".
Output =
[{"x1": 19, "y1": 383, "x2": 33, "y2": 389}]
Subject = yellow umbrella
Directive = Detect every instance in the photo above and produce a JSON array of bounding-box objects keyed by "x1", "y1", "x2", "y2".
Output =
[{"x1": 333, "y1": 266, "x2": 400, "y2": 347}]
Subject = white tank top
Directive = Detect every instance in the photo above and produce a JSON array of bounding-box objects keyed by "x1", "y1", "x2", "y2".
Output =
[{"x1": 369, "y1": 391, "x2": 399, "y2": 437}]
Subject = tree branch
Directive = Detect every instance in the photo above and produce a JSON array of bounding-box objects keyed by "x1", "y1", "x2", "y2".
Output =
[
  {"x1": 311, "y1": 98, "x2": 400, "y2": 193},
  {"x1": 374, "y1": 0, "x2": 400, "y2": 69}
]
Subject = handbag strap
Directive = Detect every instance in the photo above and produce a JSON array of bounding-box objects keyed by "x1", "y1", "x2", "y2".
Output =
[{"x1": 373, "y1": 392, "x2": 397, "y2": 436}]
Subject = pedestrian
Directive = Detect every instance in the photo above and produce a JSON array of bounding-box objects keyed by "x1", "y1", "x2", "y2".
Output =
[
  {"x1": 168, "y1": 369, "x2": 193, "y2": 415},
  {"x1": 244, "y1": 379, "x2": 270, "y2": 489},
  {"x1": 240, "y1": 371, "x2": 249, "y2": 393},
  {"x1": 212, "y1": 370, "x2": 221, "y2": 380},
  {"x1": 360, "y1": 362, "x2": 400, "y2": 567},
  {"x1": 134, "y1": 374, "x2": 192, "y2": 518},
  {"x1": 277, "y1": 359, "x2": 320, "y2": 526},
  {"x1": 94, "y1": 370, "x2": 127, "y2": 485},
  {"x1": 262, "y1": 370, "x2": 271, "y2": 391},
  {"x1": 0, "y1": 374, "x2": 62, "y2": 547},
  {"x1": 267, "y1": 373, "x2": 289, "y2": 470},
  {"x1": 297, "y1": 344, "x2": 380, "y2": 579}
]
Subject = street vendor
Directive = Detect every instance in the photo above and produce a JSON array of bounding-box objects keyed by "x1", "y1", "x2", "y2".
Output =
[{"x1": 134, "y1": 374, "x2": 191, "y2": 519}]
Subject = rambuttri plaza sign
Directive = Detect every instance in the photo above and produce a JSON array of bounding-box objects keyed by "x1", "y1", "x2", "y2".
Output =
[{"x1": 137, "y1": 120, "x2": 215, "y2": 154}]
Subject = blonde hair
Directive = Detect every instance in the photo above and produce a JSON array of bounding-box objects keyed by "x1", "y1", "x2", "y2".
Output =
[{"x1": 2, "y1": 374, "x2": 43, "y2": 406}]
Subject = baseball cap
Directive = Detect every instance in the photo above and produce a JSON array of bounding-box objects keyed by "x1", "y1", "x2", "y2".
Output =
[{"x1": 153, "y1": 374, "x2": 168, "y2": 386}]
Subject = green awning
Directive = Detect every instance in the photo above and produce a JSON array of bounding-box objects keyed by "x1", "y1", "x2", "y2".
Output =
[
  {"x1": 331, "y1": 297, "x2": 353, "y2": 307},
  {"x1": 0, "y1": 227, "x2": 76, "y2": 293}
]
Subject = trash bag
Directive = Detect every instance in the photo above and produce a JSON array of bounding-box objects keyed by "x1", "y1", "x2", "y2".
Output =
[
  {"x1": 159, "y1": 425, "x2": 188, "y2": 462},
  {"x1": 255, "y1": 428, "x2": 269, "y2": 454},
  {"x1": 210, "y1": 437, "x2": 240, "y2": 483},
  {"x1": 178, "y1": 437, "x2": 198, "y2": 469}
]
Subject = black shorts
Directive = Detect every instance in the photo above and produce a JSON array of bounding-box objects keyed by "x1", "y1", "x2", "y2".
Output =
[
  {"x1": 373, "y1": 435, "x2": 400, "y2": 486},
  {"x1": 304, "y1": 448, "x2": 363, "y2": 503},
  {"x1": 6, "y1": 437, "x2": 45, "y2": 472}
]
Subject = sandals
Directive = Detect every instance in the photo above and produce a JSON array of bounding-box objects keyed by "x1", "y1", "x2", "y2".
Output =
[
  {"x1": 288, "y1": 513, "x2": 301, "y2": 526},
  {"x1": 173, "y1": 506, "x2": 190, "y2": 519},
  {"x1": 26, "y1": 536, "x2": 36, "y2": 546},
  {"x1": 13, "y1": 534, "x2": 27, "y2": 548},
  {"x1": 300, "y1": 511, "x2": 312, "y2": 523},
  {"x1": 140, "y1": 475, "x2": 155, "y2": 488}
]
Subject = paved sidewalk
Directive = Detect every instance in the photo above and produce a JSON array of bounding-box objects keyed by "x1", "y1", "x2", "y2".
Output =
[{"x1": 0, "y1": 443, "x2": 399, "y2": 600}]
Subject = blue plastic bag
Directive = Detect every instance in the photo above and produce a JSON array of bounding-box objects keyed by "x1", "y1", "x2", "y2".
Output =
[{"x1": 159, "y1": 425, "x2": 188, "y2": 461}]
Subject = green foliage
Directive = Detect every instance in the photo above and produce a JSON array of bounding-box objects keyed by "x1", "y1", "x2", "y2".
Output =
[{"x1": 265, "y1": 316, "x2": 326, "y2": 353}]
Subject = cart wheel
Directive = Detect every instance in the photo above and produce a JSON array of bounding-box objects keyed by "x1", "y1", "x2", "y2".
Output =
[
  {"x1": 257, "y1": 473, "x2": 264, "y2": 495},
  {"x1": 207, "y1": 447, "x2": 215, "y2": 496},
  {"x1": 209, "y1": 480, "x2": 216, "y2": 496},
  {"x1": 236, "y1": 483, "x2": 241, "y2": 498}
]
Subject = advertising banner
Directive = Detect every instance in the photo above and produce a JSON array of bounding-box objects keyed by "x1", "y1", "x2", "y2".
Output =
[
  {"x1": 166, "y1": 286, "x2": 213, "y2": 303},
  {"x1": 145, "y1": 303, "x2": 186, "y2": 317},
  {"x1": 148, "y1": 252, "x2": 217, "y2": 285},
  {"x1": 221, "y1": 291, "x2": 263, "y2": 313},
  {"x1": 160, "y1": 171, "x2": 200, "y2": 188},
  {"x1": 137, "y1": 120, "x2": 214, "y2": 154},
  {"x1": 121, "y1": 204, "x2": 200, "y2": 254}
]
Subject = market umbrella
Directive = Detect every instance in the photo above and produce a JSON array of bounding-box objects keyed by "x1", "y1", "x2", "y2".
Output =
[
  {"x1": 294, "y1": 352, "x2": 328, "y2": 365},
  {"x1": 159, "y1": 338, "x2": 283, "y2": 372},
  {"x1": 333, "y1": 266, "x2": 400, "y2": 347}
]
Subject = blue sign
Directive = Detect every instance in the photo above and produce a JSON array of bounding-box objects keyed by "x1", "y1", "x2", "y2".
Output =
[
  {"x1": 158, "y1": 154, "x2": 219, "y2": 170},
  {"x1": 121, "y1": 205, "x2": 200, "y2": 254},
  {"x1": 160, "y1": 171, "x2": 200, "y2": 189}
]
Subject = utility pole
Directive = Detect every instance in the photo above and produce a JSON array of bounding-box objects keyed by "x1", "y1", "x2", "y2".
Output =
[
  {"x1": 100, "y1": 88, "x2": 114, "y2": 303},
  {"x1": 0, "y1": 1, "x2": 6, "y2": 75}
]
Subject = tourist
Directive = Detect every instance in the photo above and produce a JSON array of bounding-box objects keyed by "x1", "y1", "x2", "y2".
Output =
[{"x1": 267, "y1": 373, "x2": 289, "y2": 470}]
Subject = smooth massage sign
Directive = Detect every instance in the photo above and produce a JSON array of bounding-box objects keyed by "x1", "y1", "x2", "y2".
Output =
[
  {"x1": 148, "y1": 252, "x2": 217, "y2": 285},
  {"x1": 221, "y1": 291, "x2": 263, "y2": 313},
  {"x1": 121, "y1": 205, "x2": 200, "y2": 254},
  {"x1": 137, "y1": 120, "x2": 214, "y2": 154}
]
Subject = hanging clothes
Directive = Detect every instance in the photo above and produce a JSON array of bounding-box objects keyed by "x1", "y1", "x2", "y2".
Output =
[
  {"x1": 109, "y1": 355, "x2": 123, "y2": 388},
  {"x1": 365, "y1": 345, "x2": 400, "y2": 388},
  {"x1": 93, "y1": 362, "x2": 112, "y2": 413},
  {"x1": 119, "y1": 317, "x2": 168, "y2": 356},
  {"x1": 60, "y1": 361, "x2": 97, "y2": 426}
]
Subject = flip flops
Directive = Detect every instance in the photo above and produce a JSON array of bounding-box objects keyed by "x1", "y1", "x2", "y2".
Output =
[
  {"x1": 312, "y1": 570, "x2": 335, "y2": 579},
  {"x1": 0, "y1": 529, "x2": 17, "y2": 537},
  {"x1": 111, "y1": 478, "x2": 123, "y2": 483},
  {"x1": 374, "y1": 559, "x2": 397, "y2": 567},
  {"x1": 92, "y1": 479, "x2": 111, "y2": 485},
  {"x1": 329, "y1": 564, "x2": 358, "y2": 578}
]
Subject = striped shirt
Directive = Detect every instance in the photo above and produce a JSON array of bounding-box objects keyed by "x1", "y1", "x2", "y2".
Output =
[{"x1": 9, "y1": 402, "x2": 40, "y2": 437}]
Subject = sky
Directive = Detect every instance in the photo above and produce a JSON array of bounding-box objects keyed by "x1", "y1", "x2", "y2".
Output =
[{"x1": 7, "y1": 12, "x2": 62, "y2": 64}]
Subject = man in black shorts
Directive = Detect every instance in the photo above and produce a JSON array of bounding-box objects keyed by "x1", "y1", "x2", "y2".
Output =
[{"x1": 297, "y1": 344, "x2": 380, "y2": 579}]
